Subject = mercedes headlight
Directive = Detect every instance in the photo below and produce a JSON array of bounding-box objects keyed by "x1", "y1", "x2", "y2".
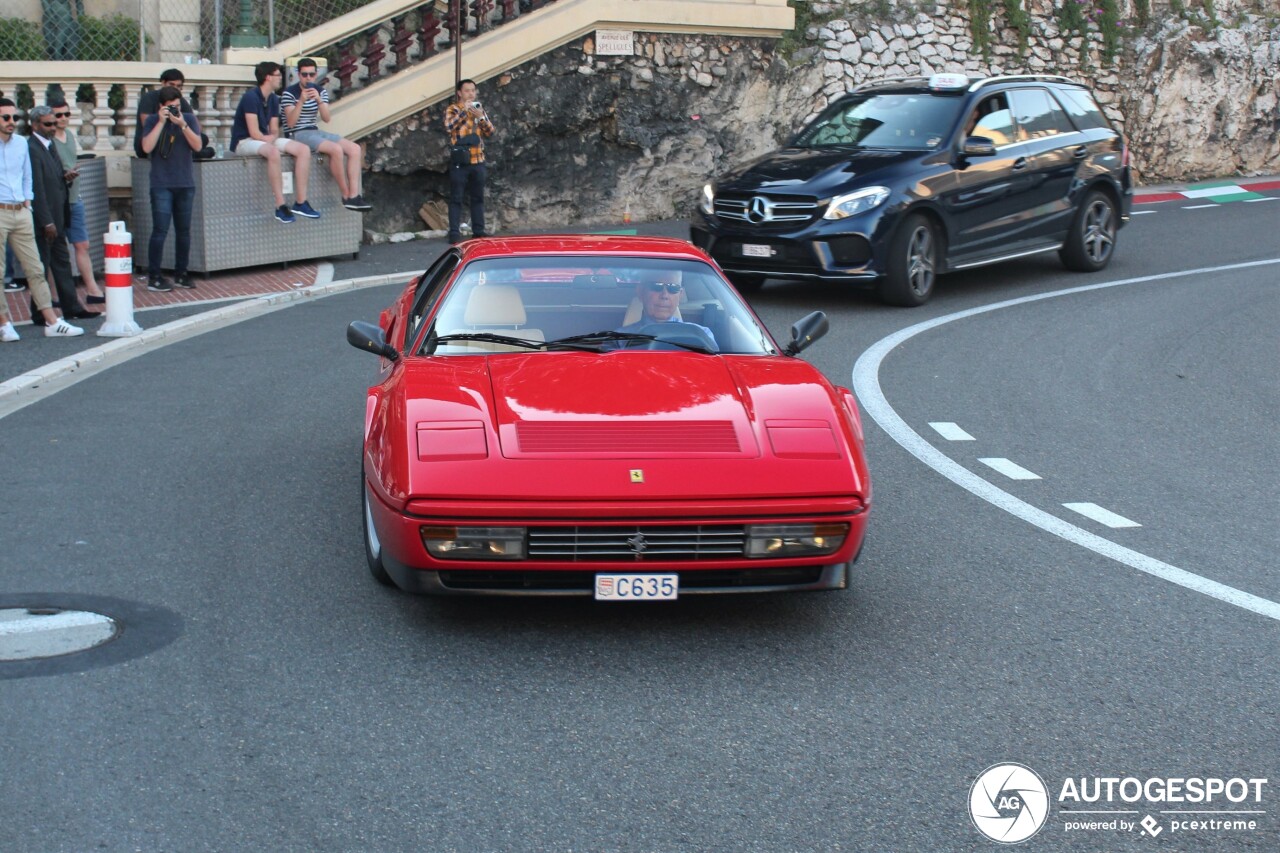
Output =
[
  {"x1": 699, "y1": 183, "x2": 715, "y2": 216},
  {"x1": 822, "y1": 186, "x2": 891, "y2": 220}
]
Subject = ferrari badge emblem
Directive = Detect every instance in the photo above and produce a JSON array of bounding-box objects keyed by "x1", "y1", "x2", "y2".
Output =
[{"x1": 630, "y1": 469, "x2": 645, "y2": 483}]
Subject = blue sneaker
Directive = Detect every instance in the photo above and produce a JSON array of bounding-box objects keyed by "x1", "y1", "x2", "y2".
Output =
[
  {"x1": 291, "y1": 200, "x2": 321, "y2": 219},
  {"x1": 275, "y1": 205, "x2": 295, "y2": 224}
]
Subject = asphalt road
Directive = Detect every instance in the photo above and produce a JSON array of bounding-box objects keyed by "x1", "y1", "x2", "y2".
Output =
[{"x1": 2, "y1": 195, "x2": 1277, "y2": 852}]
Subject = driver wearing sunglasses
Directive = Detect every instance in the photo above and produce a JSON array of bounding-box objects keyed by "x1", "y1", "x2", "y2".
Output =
[{"x1": 615, "y1": 270, "x2": 717, "y2": 346}]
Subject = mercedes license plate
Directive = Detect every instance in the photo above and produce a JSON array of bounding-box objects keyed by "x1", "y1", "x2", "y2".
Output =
[
  {"x1": 594, "y1": 574, "x2": 678, "y2": 601},
  {"x1": 742, "y1": 243, "x2": 772, "y2": 258}
]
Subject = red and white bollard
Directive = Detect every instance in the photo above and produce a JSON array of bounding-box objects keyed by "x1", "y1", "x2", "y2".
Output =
[{"x1": 97, "y1": 221, "x2": 142, "y2": 337}]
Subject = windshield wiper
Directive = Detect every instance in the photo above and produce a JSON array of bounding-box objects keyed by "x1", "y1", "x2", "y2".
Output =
[
  {"x1": 548, "y1": 330, "x2": 715, "y2": 354},
  {"x1": 546, "y1": 330, "x2": 656, "y2": 350},
  {"x1": 432, "y1": 332, "x2": 547, "y2": 351}
]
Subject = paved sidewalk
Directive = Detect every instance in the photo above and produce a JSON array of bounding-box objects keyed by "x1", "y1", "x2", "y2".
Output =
[{"x1": 3, "y1": 263, "x2": 322, "y2": 325}]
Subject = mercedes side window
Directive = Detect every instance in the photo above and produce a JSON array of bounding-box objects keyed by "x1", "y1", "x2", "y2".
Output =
[
  {"x1": 1010, "y1": 88, "x2": 1074, "y2": 140},
  {"x1": 965, "y1": 94, "x2": 1014, "y2": 146},
  {"x1": 1056, "y1": 88, "x2": 1112, "y2": 131},
  {"x1": 407, "y1": 251, "x2": 459, "y2": 346}
]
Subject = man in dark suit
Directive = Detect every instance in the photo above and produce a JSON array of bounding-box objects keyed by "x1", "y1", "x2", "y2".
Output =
[{"x1": 28, "y1": 105, "x2": 95, "y2": 321}]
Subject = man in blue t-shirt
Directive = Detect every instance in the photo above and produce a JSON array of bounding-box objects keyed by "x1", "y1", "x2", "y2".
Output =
[
  {"x1": 141, "y1": 86, "x2": 202, "y2": 291},
  {"x1": 280, "y1": 57, "x2": 369, "y2": 211},
  {"x1": 230, "y1": 61, "x2": 319, "y2": 224}
]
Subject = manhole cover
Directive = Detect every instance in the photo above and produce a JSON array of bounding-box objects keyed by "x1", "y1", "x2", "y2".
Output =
[{"x1": 0, "y1": 607, "x2": 120, "y2": 661}]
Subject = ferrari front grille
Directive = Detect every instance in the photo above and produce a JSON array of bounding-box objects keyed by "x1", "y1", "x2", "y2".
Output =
[{"x1": 527, "y1": 525, "x2": 747, "y2": 561}]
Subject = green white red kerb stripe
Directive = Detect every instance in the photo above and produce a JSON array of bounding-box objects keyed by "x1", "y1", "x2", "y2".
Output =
[{"x1": 1136, "y1": 179, "x2": 1280, "y2": 204}]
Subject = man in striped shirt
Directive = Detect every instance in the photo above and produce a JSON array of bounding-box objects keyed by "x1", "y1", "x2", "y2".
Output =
[
  {"x1": 444, "y1": 79, "x2": 495, "y2": 244},
  {"x1": 280, "y1": 58, "x2": 370, "y2": 211}
]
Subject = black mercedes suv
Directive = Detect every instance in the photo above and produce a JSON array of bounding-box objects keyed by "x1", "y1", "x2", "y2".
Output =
[{"x1": 691, "y1": 74, "x2": 1132, "y2": 306}]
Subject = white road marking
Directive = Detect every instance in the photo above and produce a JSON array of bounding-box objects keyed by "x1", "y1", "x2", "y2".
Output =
[
  {"x1": 852, "y1": 256, "x2": 1280, "y2": 623},
  {"x1": 1182, "y1": 185, "x2": 1249, "y2": 198},
  {"x1": 1182, "y1": 204, "x2": 1220, "y2": 210},
  {"x1": 929, "y1": 422, "x2": 975, "y2": 441},
  {"x1": 1063, "y1": 502, "x2": 1141, "y2": 528},
  {"x1": 1130, "y1": 210, "x2": 1156, "y2": 215},
  {"x1": 1245, "y1": 197, "x2": 1280, "y2": 203},
  {"x1": 978, "y1": 458, "x2": 1042, "y2": 480}
]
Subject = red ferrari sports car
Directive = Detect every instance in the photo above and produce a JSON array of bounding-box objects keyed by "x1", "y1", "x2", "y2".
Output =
[{"x1": 347, "y1": 236, "x2": 871, "y2": 599}]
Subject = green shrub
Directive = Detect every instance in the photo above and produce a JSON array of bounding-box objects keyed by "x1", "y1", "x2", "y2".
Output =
[
  {"x1": 0, "y1": 16, "x2": 46, "y2": 61},
  {"x1": 78, "y1": 14, "x2": 141, "y2": 61}
]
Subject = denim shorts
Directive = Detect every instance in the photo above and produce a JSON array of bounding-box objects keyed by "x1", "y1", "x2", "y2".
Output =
[
  {"x1": 289, "y1": 128, "x2": 342, "y2": 152},
  {"x1": 67, "y1": 199, "x2": 88, "y2": 243}
]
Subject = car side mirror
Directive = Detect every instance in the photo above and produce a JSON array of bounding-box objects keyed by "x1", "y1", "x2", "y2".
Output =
[
  {"x1": 784, "y1": 310, "x2": 829, "y2": 356},
  {"x1": 347, "y1": 320, "x2": 399, "y2": 361},
  {"x1": 963, "y1": 136, "x2": 997, "y2": 157}
]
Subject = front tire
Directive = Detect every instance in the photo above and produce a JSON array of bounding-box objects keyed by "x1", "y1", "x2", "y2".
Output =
[
  {"x1": 1060, "y1": 189, "x2": 1117, "y2": 272},
  {"x1": 362, "y1": 476, "x2": 395, "y2": 587},
  {"x1": 878, "y1": 213, "x2": 939, "y2": 307}
]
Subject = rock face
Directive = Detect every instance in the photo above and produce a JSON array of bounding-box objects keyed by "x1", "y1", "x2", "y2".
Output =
[
  {"x1": 361, "y1": 2, "x2": 1279, "y2": 234},
  {"x1": 362, "y1": 35, "x2": 822, "y2": 234},
  {"x1": 1125, "y1": 18, "x2": 1280, "y2": 180}
]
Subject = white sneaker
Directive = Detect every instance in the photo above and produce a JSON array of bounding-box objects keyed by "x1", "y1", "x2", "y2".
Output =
[
  {"x1": 0, "y1": 322, "x2": 18, "y2": 342},
  {"x1": 44, "y1": 319, "x2": 85, "y2": 337}
]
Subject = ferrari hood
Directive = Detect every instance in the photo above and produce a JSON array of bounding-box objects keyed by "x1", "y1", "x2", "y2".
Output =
[
  {"x1": 398, "y1": 354, "x2": 862, "y2": 503},
  {"x1": 488, "y1": 356, "x2": 761, "y2": 459}
]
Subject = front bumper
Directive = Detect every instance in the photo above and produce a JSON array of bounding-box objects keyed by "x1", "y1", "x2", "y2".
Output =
[
  {"x1": 367, "y1": 488, "x2": 869, "y2": 596},
  {"x1": 691, "y1": 208, "x2": 893, "y2": 283}
]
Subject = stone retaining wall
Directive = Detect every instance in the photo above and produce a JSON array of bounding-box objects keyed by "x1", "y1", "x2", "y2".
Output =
[{"x1": 361, "y1": 1, "x2": 1279, "y2": 236}]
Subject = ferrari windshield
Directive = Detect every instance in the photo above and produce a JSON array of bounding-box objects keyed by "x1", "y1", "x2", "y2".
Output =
[
  {"x1": 421, "y1": 257, "x2": 776, "y2": 355},
  {"x1": 794, "y1": 92, "x2": 963, "y2": 150}
]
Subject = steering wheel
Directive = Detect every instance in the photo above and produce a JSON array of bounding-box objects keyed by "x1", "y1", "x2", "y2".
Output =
[{"x1": 632, "y1": 322, "x2": 717, "y2": 352}]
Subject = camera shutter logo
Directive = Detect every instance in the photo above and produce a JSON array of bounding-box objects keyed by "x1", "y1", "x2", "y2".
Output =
[{"x1": 969, "y1": 763, "x2": 1050, "y2": 844}]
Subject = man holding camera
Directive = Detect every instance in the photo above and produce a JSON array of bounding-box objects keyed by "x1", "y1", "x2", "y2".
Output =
[
  {"x1": 140, "y1": 86, "x2": 202, "y2": 291},
  {"x1": 443, "y1": 79, "x2": 495, "y2": 244},
  {"x1": 281, "y1": 58, "x2": 369, "y2": 212}
]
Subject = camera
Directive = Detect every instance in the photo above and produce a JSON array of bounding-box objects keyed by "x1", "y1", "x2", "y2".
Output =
[
  {"x1": 470, "y1": 101, "x2": 482, "y2": 110},
  {"x1": 166, "y1": 105, "x2": 179, "y2": 116}
]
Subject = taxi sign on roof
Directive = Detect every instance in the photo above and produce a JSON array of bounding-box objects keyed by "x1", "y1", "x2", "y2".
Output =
[{"x1": 928, "y1": 73, "x2": 969, "y2": 90}]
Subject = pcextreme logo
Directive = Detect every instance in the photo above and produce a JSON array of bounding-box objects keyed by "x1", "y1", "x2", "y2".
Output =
[{"x1": 969, "y1": 764, "x2": 1270, "y2": 844}]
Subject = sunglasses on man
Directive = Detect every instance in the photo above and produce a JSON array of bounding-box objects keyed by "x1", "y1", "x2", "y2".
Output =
[
  {"x1": 0, "y1": 114, "x2": 16, "y2": 122},
  {"x1": 53, "y1": 111, "x2": 71, "y2": 118},
  {"x1": 644, "y1": 282, "x2": 683, "y2": 294},
  {"x1": 299, "y1": 71, "x2": 317, "y2": 78}
]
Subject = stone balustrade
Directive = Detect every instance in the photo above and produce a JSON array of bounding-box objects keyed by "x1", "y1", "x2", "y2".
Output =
[{"x1": 0, "y1": 63, "x2": 257, "y2": 155}]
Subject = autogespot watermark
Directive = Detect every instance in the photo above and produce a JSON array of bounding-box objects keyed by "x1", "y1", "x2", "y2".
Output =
[{"x1": 968, "y1": 764, "x2": 1269, "y2": 844}]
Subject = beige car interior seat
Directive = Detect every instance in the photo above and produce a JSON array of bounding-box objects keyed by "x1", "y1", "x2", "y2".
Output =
[{"x1": 444, "y1": 284, "x2": 544, "y2": 352}]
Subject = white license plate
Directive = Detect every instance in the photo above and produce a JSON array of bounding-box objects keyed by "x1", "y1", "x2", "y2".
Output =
[
  {"x1": 594, "y1": 573, "x2": 678, "y2": 601},
  {"x1": 741, "y1": 243, "x2": 772, "y2": 258}
]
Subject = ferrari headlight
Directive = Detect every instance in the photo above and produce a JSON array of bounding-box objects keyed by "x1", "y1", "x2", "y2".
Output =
[
  {"x1": 822, "y1": 186, "x2": 891, "y2": 220},
  {"x1": 699, "y1": 183, "x2": 715, "y2": 216},
  {"x1": 745, "y1": 523, "x2": 848, "y2": 557},
  {"x1": 421, "y1": 526, "x2": 526, "y2": 560}
]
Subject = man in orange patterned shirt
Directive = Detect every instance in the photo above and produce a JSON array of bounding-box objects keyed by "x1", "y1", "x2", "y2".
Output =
[{"x1": 443, "y1": 79, "x2": 495, "y2": 244}]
